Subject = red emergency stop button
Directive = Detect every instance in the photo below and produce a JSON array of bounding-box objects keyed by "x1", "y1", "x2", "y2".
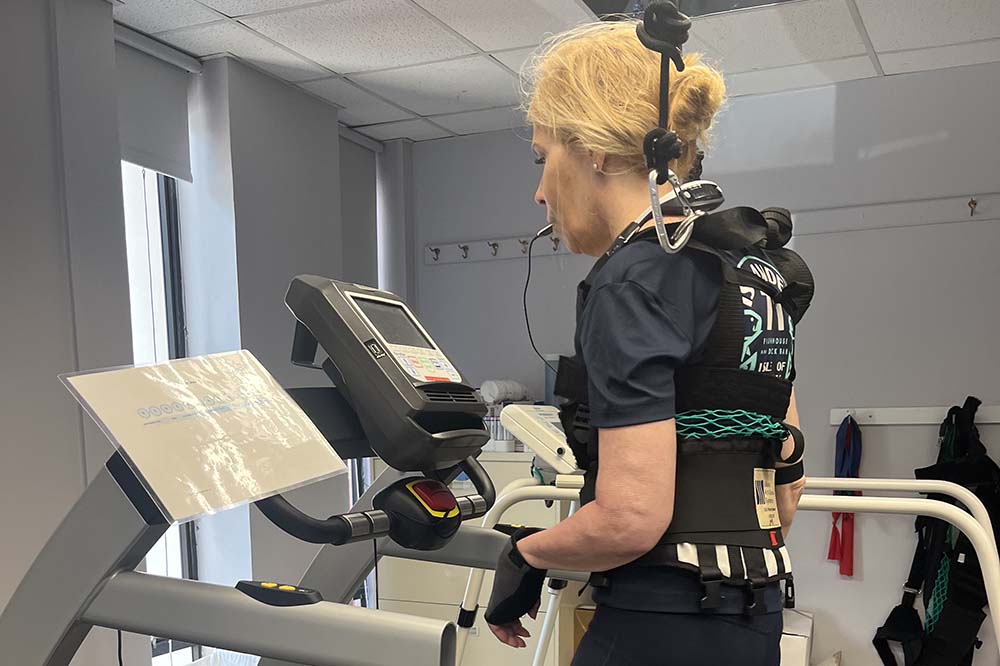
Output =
[{"x1": 407, "y1": 480, "x2": 458, "y2": 516}]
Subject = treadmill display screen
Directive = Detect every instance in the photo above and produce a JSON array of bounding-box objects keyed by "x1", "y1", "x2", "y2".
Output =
[{"x1": 355, "y1": 298, "x2": 434, "y2": 349}]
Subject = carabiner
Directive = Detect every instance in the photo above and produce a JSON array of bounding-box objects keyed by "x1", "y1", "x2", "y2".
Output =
[{"x1": 648, "y1": 169, "x2": 702, "y2": 254}]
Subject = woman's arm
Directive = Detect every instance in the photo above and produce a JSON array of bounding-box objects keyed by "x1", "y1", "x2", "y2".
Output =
[
  {"x1": 517, "y1": 419, "x2": 676, "y2": 572},
  {"x1": 776, "y1": 389, "x2": 806, "y2": 538}
]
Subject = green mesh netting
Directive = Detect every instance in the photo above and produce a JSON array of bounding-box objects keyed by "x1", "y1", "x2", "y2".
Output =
[
  {"x1": 675, "y1": 409, "x2": 787, "y2": 440},
  {"x1": 926, "y1": 530, "x2": 955, "y2": 632},
  {"x1": 925, "y1": 422, "x2": 959, "y2": 631}
]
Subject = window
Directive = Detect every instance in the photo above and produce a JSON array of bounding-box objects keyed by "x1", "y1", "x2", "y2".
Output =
[
  {"x1": 121, "y1": 161, "x2": 200, "y2": 665},
  {"x1": 349, "y1": 458, "x2": 378, "y2": 608}
]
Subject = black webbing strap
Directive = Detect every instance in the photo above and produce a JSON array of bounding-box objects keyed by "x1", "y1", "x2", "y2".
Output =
[
  {"x1": 741, "y1": 548, "x2": 770, "y2": 616},
  {"x1": 695, "y1": 544, "x2": 724, "y2": 610},
  {"x1": 873, "y1": 501, "x2": 931, "y2": 664},
  {"x1": 776, "y1": 424, "x2": 805, "y2": 486},
  {"x1": 874, "y1": 605, "x2": 924, "y2": 666}
]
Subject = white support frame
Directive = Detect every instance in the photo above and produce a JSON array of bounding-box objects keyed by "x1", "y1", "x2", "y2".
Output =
[
  {"x1": 455, "y1": 477, "x2": 1000, "y2": 666},
  {"x1": 805, "y1": 477, "x2": 997, "y2": 552}
]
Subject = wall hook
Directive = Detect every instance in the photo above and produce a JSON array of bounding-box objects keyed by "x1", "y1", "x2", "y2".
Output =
[
  {"x1": 551, "y1": 236, "x2": 561, "y2": 252},
  {"x1": 429, "y1": 247, "x2": 440, "y2": 261},
  {"x1": 969, "y1": 197, "x2": 978, "y2": 217},
  {"x1": 458, "y1": 244, "x2": 470, "y2": 259},
  {"x1": 519, "y1": 239, "x2": 529, "y2": 254},
  {"x1": 487, "y1": 241, "x2": 499, "y2": 257}
]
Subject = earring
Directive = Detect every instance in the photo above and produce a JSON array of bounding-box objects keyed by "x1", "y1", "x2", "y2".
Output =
[{"x1": 593, "y1": 163, "x2": 599, "y2": 171}]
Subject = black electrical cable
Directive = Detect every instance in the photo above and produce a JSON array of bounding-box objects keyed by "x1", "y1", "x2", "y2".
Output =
[
  {"x1": 523, "y1": 227, "x2": 558, "y2": 375},
  {"x1": 372, "y1": 537, "x2": 379, "y2": 609},
  {"x1": 118, "y1": 630, "x2": 124, "y2": 666}
]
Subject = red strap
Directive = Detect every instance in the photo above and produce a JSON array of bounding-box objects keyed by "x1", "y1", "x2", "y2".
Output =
[
  {"x1": 828, "y1": 513, "x2": 843, "y2": 561},
  {"x1": 839, "y1": 512, "x2": 855, "y2": 576}
]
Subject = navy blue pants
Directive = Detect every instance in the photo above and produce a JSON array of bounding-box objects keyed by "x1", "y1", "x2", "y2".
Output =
[{"x1": 571, "y1": 605, "x2": 783, "y2": 666}]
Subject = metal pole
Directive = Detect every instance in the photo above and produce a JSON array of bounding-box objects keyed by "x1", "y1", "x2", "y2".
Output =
[
  {"x1": 532, "y1": 500, "x2": 578, "y2": 666},
  {"x1": 455, "y1": 483, "x2": 581, "y2": 664}
]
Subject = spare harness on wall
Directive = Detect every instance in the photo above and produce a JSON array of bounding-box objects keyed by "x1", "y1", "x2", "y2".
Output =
[
  {"x1": 873, "y1": 397, "x2": 1000, "y2": 666},
  {"x1": 548, "y1": 1, "x2": 816, "y2": 616}
]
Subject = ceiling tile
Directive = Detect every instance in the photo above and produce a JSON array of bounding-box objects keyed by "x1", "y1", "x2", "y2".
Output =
[
  {"x1": 242, "y1": 0, "x2": 476, "y2": 74},
  {"x1": 197, "y1": 0, "x2": 325, "y2": 17},
  {"x1": 157, "y1": 21, "x2": 329, "y2": 81},
  {"x1": 299, "y1": 78, "x2": 414, "y2": 125},
  {"x1": 725, "y1": 56, "x2": 876, "y2": 97},
  {"x1": 430, "y1": 106, "x2": 527, "y2": 135},
  {"x1": 114, "y1": 0, "x2": 221, "y2": 34},
  {"x1": 491, "y1": 47, "x2": 537, "y2": 76},
  {"x1": 692, "y1": 0, "x2": 867, "y2": 74},
  {"x1": 879, "y1": 39, "x2": 1000, "y2": 75},
  {"x1": 357, "y1": 119, "x2": 452, "y2": 142},
  {"x1": 351, "y1": 56, "x2": 519, "y2": 116},
  {"x1": 412, "y1": 0, "x2": 592, "y2": 51},
  {"x1": 855, "y1": 0, "x2": 1000, "y2": 52}
]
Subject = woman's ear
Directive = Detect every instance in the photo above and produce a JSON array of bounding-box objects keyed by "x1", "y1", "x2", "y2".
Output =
[{"x1": 591, "y1": 151, "x2": 607, "y2": 174}]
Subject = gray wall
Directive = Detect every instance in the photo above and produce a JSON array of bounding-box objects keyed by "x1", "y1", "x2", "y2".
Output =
[
  {"x1": 412, "y1": 130, "x2": 591, "y2": 395},
  {"x1": 411, "y1": 62, "x2": 1000, "y2": 664},
  {"x1": 340, "y1": 137, "x2": 379, "y2": 287},
  {"x1": 0, "y1": 0, "x2": 145, "y2": 664}
]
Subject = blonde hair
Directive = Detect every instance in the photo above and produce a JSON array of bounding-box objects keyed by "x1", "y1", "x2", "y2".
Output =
[{"x1": 523, "y1": 20, "x2": 726, "y2": 180}]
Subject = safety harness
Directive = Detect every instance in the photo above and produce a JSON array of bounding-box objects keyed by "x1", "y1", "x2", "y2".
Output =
[
  {"x1": 553, "y1": 202, "x2": 814, "y2": 614},
  {"x1": 873, "y1": 396, "x2": 1000, "y2": 665}
]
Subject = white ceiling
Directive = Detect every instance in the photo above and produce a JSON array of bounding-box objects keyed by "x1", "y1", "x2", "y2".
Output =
[{"x1": 114, "y1": 0, "x2": 1000, "y2": 142}]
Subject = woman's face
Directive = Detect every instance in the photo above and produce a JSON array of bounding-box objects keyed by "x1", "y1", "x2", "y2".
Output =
[{"x1": 531, "y1": 126, "x2": 604, "y2": 256}]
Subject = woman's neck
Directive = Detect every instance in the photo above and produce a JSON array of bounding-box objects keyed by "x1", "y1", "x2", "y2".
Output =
[{"x1": 598, "y1": 176, "x2": 684, "y2": 247}]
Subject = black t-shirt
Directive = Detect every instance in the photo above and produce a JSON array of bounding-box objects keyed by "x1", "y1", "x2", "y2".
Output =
[
  {"x1": 576, "y1": 240, "x2": 721, "y2": 428},
  {"x1": 578, "y1": 239, "x2": 785, "y2": 614}
]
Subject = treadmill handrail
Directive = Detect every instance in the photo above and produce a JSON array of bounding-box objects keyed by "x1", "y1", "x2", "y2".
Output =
[{"x1": 255, "y1": 495, "x2": 390, "y2": 545}]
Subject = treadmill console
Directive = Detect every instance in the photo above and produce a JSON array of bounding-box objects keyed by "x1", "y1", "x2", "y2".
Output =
[{"x1": 285, "y1": 276, "x2": 488, "y2": 473}]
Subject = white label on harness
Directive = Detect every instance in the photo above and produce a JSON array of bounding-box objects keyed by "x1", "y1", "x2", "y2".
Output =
[{"x1": 753, "y1": 468, "x2": 780, "y2": 529}]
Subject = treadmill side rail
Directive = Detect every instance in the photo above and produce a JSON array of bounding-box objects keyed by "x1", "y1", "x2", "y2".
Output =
[
  {"x1": 85, "y1": 572, "x2": 456, "y2": 666},
  {"x1": 0, "y1": 466, "x2": 166, "y2": 665}
]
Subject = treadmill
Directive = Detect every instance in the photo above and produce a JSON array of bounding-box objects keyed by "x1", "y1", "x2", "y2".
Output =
[{"x1": 0, "y1": 276, "x2": 530, "y2": 666}]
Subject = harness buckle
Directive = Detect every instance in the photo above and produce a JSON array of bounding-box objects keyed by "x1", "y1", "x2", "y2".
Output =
[
  {"x1": 745, "y1": 582, "x2": 768, "y2": 616},
  {"x1": 784, "y1": 577, "x2": 796, "y2": 609},
  {"x1": 700, "y1": 579, "x2": 723, "y2": 610}
]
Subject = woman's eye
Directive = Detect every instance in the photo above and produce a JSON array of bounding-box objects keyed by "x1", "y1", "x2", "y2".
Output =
[{"x1": 534, "y1": 156, "x2": 546, "y2": 165}]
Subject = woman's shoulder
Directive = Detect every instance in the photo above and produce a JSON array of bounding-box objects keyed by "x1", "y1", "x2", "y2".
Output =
[{"x1": 595, "y1": 240, "x2": 720, "y2": 294}]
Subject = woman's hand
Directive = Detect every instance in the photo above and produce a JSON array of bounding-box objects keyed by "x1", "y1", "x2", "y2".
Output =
[
  {"x1": 485, "y1": 528, "x2": 548, "y2": 647},
  {"x1": 488, "y1": 600, "x2": 540, "y2": 648}
]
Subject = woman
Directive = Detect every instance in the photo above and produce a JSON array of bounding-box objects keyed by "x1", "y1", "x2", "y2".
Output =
[{"x1": 483, "y1": 19, "x2": 812, "y2": 666}]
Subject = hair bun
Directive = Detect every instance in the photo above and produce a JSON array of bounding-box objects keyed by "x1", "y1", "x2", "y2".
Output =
[{"x1": 669, "y1": 55, "x2": 727, "y2": 140}]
